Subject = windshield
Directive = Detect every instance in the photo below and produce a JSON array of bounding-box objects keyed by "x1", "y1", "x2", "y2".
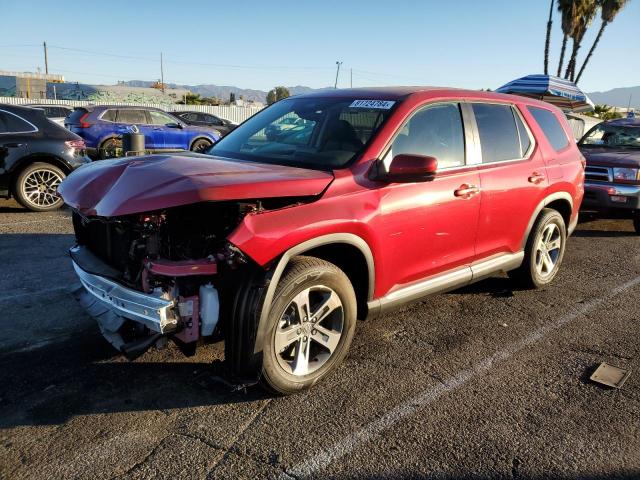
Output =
[
  {"x1": 580, "y1": 123, "x2": 640, "y2": 148},
  {"x1": 208, "y1": 97, "x2": 397, "y2": 169}
]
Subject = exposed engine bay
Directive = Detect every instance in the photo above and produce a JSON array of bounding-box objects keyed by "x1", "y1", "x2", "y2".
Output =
[{"x1": 70, "y1": 198, "x2": 306, "y2": 359}]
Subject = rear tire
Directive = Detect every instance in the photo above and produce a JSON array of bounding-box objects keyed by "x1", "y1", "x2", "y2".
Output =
[
  {"x1": 508, "y1": 208, "x2": 566, "y2": 289},
  {"x1": 14, "y1": 162, "x2": 65, "y2": 212},
  {"x1": 190, "y1": 138, "x2": 212, "y2": 153},
  {"x1": 99, "y1": 138, "x2": 122, "y2": 159}
]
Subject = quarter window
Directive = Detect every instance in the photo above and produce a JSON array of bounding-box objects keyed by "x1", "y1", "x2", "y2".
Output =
[
  {"x1": 0, "y1": 111, "x2": 37, "y2": 133},
  {"x1": 514, "y1": 110, "x2": 532, "y2": 157},
  {"x1": 527, "y1": 106, "x2": 569, "y2": 151},
  {"x1": 102, "y1": 110, "x2": 117, "y2": 122},
  {"x1": 386, "y1": 103, "x2": 465, "y2": 169},
  {"x1": 472, "y1": 104, "x2": 522, "y2": 163}
]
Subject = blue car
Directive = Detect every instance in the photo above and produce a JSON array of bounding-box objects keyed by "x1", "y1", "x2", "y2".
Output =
[{"x1": 65, "y1": 105, "x2": 221, "y2": 159}]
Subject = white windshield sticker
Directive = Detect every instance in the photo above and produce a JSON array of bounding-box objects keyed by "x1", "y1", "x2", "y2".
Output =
[{"x1": 349, "y1": 100, "x2": 395, "y2": 109}]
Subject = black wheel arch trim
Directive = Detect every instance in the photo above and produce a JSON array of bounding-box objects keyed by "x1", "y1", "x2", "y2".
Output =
[
  {"x1": 521, "y1": 192, "x2": 573, "y2": 249},
  {"x1": 189, "y1": 136, "x2": 215, "y2": 150},
  {"x1": 252, "y1": 233, "x2": 375, "y2": 354}
]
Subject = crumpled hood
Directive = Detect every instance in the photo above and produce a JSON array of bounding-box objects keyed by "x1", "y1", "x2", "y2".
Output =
[
  {"x1": 59, "y1": 153, "x2": 334, "y2": 217},
  {"x1": 582, "y1": 148, "x2": 640, "y2": 169}
]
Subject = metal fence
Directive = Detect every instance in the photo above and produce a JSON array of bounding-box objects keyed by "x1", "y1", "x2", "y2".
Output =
[{"x1": 0, "y1": 96, "x2": 263, "y2": 124}]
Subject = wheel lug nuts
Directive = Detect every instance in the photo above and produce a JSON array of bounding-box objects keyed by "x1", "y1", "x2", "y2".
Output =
[
  {"x1": 311, "y1": 329, "x2": 317, "y2": 335},
  {"x1": 296, "y1": 328, "x2": 302, "y2": 334},
  {"x1": 303, "y1": 336, "x2": 308, "y2": 341}
]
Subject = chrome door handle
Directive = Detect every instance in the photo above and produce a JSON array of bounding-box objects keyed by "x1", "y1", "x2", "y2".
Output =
[
  {"x1": 528, "y1": 172, "x2": 545, "y2": 184},
  {"x1": 454, "y1": 184, "x2": 480, "y2": 199}
]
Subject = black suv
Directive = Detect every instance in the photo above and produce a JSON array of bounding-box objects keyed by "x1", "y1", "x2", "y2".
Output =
[
  {"x1": 0, "y1": 104, "x2": 90, "y2": 211},
  {"x1": 171, "y1": 111, "x2": 237, "y2": 136}
]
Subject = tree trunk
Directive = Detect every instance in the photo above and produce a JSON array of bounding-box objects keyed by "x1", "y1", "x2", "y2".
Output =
[
  {"x1": 565, "y1": 39, "x2": 580, "y2": 80},
  {"x1": 544, "y1": 0, "x2": 554, "y2": 75},
  {"x1": 575, "y1": 22, "x2": 608, "y2": 84},
  {"x1": 557, "y1": 34, "x2": 568, "y2": 77}
]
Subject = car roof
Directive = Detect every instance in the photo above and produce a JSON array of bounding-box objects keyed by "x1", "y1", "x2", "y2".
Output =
[
  {"x1": 294, "y1": 86, "x2": 561, "y2": 109},
  {"x1": 79, "y1": 105, "x2": 165, "y2": 112},
  {"x1": 0, "y1": 103, "x2": 48, "y2": 116},
  {"x1": 27, "y1": 104, "x2": 72, "y2": 108},
  {"x1": 605, "y1": 117, "x2": 640, "y2": 127}
]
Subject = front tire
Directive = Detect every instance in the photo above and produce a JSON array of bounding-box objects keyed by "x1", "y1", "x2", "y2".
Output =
[
  {"x1": 226, "y1": 257, "x2": 357, "y2": 395},
  {"x1": 14, "y1": 162, "x2": 66, "y2": 212},
  {"x1": 190, "y1": 138, "x2": 212, "y2": 153},
  {"x1": 508, "y1": 208, "x2": 566, "y2": 289}
]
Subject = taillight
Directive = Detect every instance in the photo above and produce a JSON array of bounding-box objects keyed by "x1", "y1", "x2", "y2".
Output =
[
  {"x1": 65, "y1": 139, "x2": 86, "y2": 150},
  {"x1": 78, "y1": 113, "x2": 92, "y2": 128}
]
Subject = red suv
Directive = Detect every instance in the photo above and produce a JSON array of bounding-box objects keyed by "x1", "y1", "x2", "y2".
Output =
[{"x1": 60, "y1": 88, "x2": 584, "y2": 394}]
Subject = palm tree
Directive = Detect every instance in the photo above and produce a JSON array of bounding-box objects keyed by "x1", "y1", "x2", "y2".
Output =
[
  {"x1": 556, "y1": 0, "x2": 575, "y2": 76},
  {"x1": 544, "y1": 0, "x2": 555, "y2": 75},
  {"x1": 564, "y1": 0, "x2": 598, "y2": 81},
  {"x1": 575, "y1": 0, "x2": 629, "y2": 83}
]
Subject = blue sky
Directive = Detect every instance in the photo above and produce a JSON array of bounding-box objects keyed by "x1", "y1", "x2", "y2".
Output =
[{"x1": 1, "y1": 0, "x2": 638, "y2": 92}]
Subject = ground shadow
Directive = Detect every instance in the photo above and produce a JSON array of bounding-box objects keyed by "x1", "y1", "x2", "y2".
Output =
[
  {"x1": 322, "y1": 472, "x2": 640, "y2": 480},
  {"x1": 572, "y1": 229, "x2": 636, "y2": 238},
  {"x1": 447, "y1": 276, "x2": 519, "y2": 298},
  {"x1": 0, "y1": 332, "x2": 267, "y2": 429}
]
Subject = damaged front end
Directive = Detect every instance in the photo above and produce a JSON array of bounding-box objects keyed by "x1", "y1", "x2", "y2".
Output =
[{"x1": 69, "y1": 201, "x2": 268, "y2": 360}]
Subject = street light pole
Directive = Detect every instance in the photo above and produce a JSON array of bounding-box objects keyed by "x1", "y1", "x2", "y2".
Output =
[
  {"x1": 43, "y1": 41, "x2": 49, "y2": 75},
  {"x1": 334, "y1": 61, "x2": 342, "y2": 89},
  {"x1": 160, "y1": 52, "x2": 165, "y2": 94}
]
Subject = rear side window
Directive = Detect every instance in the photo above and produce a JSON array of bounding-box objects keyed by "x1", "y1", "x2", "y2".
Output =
[
  {"x1": 116, "y1": 109, "x2": 147, "y2": 124},
  {"x1": 527, "y1": 106, "x2": 569, "y2": 151},
  {"x1": 472, "y1": 104, "x2": 522, "y2": 163},
  {"x1": 101, "y1": 110, "x2": 117, "y2": 122},
  {"x1": 0, "y1": 110, "x2": 37, "y2": 133},
  {"x1": 514, "y1": 111, "x2": 532, "y2": 156}
]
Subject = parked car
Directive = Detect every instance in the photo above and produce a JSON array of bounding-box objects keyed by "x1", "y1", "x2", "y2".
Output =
[
  {"x1": 65, "y1": 105, "x2": 221, "y2": 159},
  {"x1": 59, "y1": 88, "x2": 584, "y2": 394},
  {"x1": 579, "y1": 117, "x2": 640, "y2": 232},
  {"x1": 0, "y1": 104, "x2": 90, "y2": 211},
  {"x1": 172, "y1": 111, "x2": 237, "y2": 136},
  {"x1": 265, "y1": 116, "x2": 308, "y2": 141},
  {"x1": 27, "y1": 104, "x2": 74, "y2": 127}
]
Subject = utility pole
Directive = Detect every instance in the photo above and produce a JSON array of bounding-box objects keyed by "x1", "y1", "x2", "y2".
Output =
[
  {"x1": 43, "y1": 41, "x2": 49, "y2": 75},
  {"x1": 334, "y1": 61, "x2": 342, "y2": 89},
  {"x1": 160, "y1": 52, "x2": 165, "y2": 94},
  {"x1": 350, "y1": 68, "x2": 353, "y2": 88}
]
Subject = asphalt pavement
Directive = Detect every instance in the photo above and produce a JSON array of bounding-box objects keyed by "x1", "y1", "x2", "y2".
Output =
[{"x1": 0, "y1": 198, "x2": 638, "y2": 480}]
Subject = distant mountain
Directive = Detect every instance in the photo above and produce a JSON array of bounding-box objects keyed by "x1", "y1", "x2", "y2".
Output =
[
  {"x1": 587, "y1": 86, "x2": 640, "y2": 109},
  {"x1": 120, "y1": 81, "x2": 321, "y2": 103}
]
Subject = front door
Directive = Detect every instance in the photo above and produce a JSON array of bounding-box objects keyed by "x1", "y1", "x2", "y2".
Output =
[
  {"x1": 377, "y1": 102, "x2": 481, "y2": 291},
  {"x1": 148, "y1": 110, "x2": 187, "y2": 150}
]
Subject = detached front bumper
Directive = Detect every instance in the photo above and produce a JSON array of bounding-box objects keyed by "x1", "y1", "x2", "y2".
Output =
[
  {"x1": 72, "y1": 260, "x2": 178, "y2": 334},
  {"x1": 582, "y1": 181, "x2": 640, "y2": 211}
]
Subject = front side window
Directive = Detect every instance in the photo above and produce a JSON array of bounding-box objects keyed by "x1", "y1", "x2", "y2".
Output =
[
  {"x1": 149, "y1": 110, "x2": 178, "y2": 126},
  {"x1": 0, "y1": 111, "x2": 37, "y2": 134},
  {"x1": 580, "y1": 123, "x2": 640, "y2": 149},
  {"x1": 473, "y1": 103, "x2": 522, "y2": 163},
  {"x1": 528, "y1": 106, "x2": 569, "y2": 151},
  {"x1": 116, "y1": 109, "x2": 147, "y2": 124},
  {"x1": 385, "y1": 103, "x2": 465, "y2": 169},
  {"x1": 209, "y1": 97, "x2": 396, "y2": 169}
]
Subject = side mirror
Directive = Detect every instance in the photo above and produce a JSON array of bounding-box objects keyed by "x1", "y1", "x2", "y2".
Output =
[
  {"x1": 166, "y1": 122, "x2": 183, "y2": 129},
  {"x1": 371, "y1": 154, "x2": 438, "y2": 183}
]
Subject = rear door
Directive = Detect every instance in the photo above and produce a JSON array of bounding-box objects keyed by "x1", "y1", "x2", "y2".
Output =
[
  {"x1": 0, "y1": 109, "x2": 35, "y2": 194},
  {"x1": 116, "y1": 109, "x2": 159, "y2": 149},
  {"x1": 377, "y1": 102, "x2": 481, "y2": 287},
  {"x1": 470, "y1": 102, "x2": 548, "y2": 258}
]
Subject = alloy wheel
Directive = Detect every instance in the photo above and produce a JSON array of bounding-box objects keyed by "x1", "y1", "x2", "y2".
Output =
[
  {"x1": 275, "y1": 286, "x2": 344, "y2": 376},
  {"x1": 21, "y1": 168, "x2": 63, "y2": 209},
  {"x1": 535, "y1": 223, "x2": 562, "y2": 278}
]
